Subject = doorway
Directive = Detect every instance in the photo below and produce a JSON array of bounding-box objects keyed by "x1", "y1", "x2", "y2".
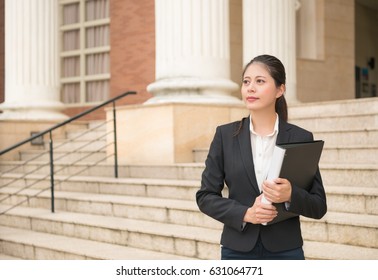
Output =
[{"x1": 355, "y1": 0, "x2": 378, "y2": 98}]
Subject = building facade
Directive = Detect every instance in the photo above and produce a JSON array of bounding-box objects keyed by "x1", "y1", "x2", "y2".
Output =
[{"x1": 0, "y1": 0, "x2": 376, "y2": 120}]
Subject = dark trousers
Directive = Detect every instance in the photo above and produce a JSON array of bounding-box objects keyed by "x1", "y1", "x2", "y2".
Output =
[{"x1": 221, "y1": 239, "x2": 305, "y2": 260}]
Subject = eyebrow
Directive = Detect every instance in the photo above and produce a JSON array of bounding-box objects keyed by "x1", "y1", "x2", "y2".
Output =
[{"x1": 243, "y1": 75, "x2": 267, "y2": 79}]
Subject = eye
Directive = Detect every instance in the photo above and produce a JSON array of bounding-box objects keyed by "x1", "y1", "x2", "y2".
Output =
[
  {"x1": 256, "y1": 79, "x2": 265, "y2": 84},
  {"x1": 242, "y1": 79, "x2": 250, "y2": 85}
]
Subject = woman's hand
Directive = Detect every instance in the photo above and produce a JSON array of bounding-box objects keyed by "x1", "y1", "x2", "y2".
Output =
[
  {"x1": 243, "y1": 195, "x2": 277, "y2": 224},
  {"x1": 262, "y1": 178, "x2": 292, "y2": 203}
]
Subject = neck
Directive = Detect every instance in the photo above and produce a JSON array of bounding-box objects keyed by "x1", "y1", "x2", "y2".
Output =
[{"x1": 250, "y1": 111, "x2": 277, "y2": 136}]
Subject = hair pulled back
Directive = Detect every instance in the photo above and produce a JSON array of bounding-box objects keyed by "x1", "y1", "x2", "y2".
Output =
[
  {"x1": 234, "y1": 55, "x2": 288, "y2": 136},
  {"x1": 243, "y1": 54, "x2": 288, "y2": 122}
]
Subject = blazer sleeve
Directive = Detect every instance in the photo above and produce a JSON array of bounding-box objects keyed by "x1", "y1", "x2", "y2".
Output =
[
  {"x1": 286, "y1": 132, "x2": 327, "y2": 219},
  {"x1": 196, "y1": 126, "x2": 249, "y2": 232}
]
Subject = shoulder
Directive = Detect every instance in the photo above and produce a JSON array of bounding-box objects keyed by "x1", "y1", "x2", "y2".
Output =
[
  {"x1": 217, "y1": 117, "x2": 249, "y2": 135},
  {"x1": 281, "y1": 120, "x2": 314, "y2": 140},
  {"x1": 285, "y1": 121, "x2": 311, "y2": 134}
]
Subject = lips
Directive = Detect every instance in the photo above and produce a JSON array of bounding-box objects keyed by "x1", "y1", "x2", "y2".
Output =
[{"x1": 246, "y1": 96, "x2": 259, "y2": 102}]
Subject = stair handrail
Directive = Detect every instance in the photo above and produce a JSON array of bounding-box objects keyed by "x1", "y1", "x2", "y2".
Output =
[
  {"x1": 0, "y1": 91, "x2": 137, "y2": 213},
  {"x1": 0, "y1": 91, "x2": 136, "y2": 156}
]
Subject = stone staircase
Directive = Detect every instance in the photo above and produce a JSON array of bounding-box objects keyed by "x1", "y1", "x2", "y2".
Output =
[
  {"x1": 287, "y1": 98, "x2": 378, "y2": 259},
  {"x1": 0, "y1": 98, "x2": 377, "y2": 260}
]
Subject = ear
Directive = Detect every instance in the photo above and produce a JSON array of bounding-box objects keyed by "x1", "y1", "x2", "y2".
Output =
[{"x1": 276, "y1": 84, "x2": 285, "y2": 99}]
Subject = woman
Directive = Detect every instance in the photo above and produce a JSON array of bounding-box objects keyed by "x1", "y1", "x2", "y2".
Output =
[{"x1": 196, "y1": 54, "x2": 327, "y2": 260}]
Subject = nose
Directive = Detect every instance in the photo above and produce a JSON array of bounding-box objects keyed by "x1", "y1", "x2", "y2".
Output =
[{"x1": 247, "y1": 83, "x2": 255, "y2": 92}]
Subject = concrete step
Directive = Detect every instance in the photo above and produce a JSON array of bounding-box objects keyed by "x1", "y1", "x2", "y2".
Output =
[
  {"x1": 194, "y1": 146, "x2": 378, "y2": 164},
  {"x1": 303, "y1": 240, "x2": 378, "y2": 260},
  {"x1": 320, "y1": 146, "x2": 378, "y2": 164},
  {"x1": 0, "y1": 226, "x2": 193, "y2": 260},
  {"x1": 290, "y1": 113, "x2": 378, "y2": 132},
  {"x1": 0, "y1": 253, "x2": 21, "y2": 260},
  {"x1": 1, "y1": 221, "x2": 375, "y2": 260},
  {"x1": 52, "y1": 139, "x2": 108, "y2": 152},
  {"x1": 193, "y1": 98, "x2": 378, "y2": 162},
  {"x1": 314, "y1": 129, "x2": 378, "y2": 148},
  {"x1": 30, "y1": 125, "x2": 108, "y2": 152},
  {"x1": 0, "y1": 205, "x2": 376, "y2": 260},
  {"x1": 30, "y1": 122, "x2": 92, "y2": 144},
  {"x1": 320, "y1": 163, "x2": 378, "y2": 187},
  {"x1": 1, "y1": 171, "x2": 377, "y2": 209},
  {"x1": 1, "y1": 182, "x2": 376, "y2": 217},
  {"x1": 1, "y1": 186, "x2": 376, "y2": 250},
  {"x1": 0, "y1": 187, "x2": 222, "y2": 229},
  {"x1": 325, "y1": 186, "x2": 378, "y2": 215},
  {"x1": 0, "y1": 206, "x2": 221, "y2": 259},
  {"x1": 0, "y1": 162, "x2": 205, "y2": 180},
  {"x1": 35, "y1": 135, "x2": 108, "y2": 152},
  {"x1": 193, "y1": 148, "x2": 208, "y2": 163},
  {"x1": 19, "y1": 150, "x2": 107, "y2": 163},
  {"x1": 61, "y1": 120, "x2": 106, "y2": 132},
  {"x1": 2, "y1": 160, "x2": 377, "y2": 188},
  {"x1": 65, "y1": 125, "x2": 107, "y2": 141},
  {"x1": 301, "y1": 212, "x2": 378, "y2": 249},
  {"x1": 1, "y1": 187, "x2": 377, "y2": 249},
  {"x1": 0, "y1": 174, "x2": 201, "y2": 201},
  {"x1": 289, "y1": 97, "x2": 378, "y2": 119}
]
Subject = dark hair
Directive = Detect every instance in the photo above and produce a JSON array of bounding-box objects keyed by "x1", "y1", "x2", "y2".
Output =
[
  {"x1": 243, "y1": 54, "x2": 288, "y2": 121},
  {"x1": 234, "y1": 54, "x2": 288, "y2": 136}
]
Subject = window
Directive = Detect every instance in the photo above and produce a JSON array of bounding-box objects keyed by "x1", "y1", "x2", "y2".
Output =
[{"x1": 59, "y1": 0, "x2": 110, "y2": 105}]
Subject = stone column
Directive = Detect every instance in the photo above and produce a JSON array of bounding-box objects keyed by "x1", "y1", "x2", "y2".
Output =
[
  {"x1": 242, "y1": 0, "x2": 298, "y2": 103},
  {"x1": 147, "y1": 0, "x2": 241, "y2": 104},
  {"x1": 0, "y1": 0, "x2": 67, "y2": 120}
]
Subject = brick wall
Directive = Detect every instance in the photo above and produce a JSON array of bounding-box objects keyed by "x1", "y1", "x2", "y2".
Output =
[
  {"x1": 62, "y1": 0, "x2": 155, "y2": 120},
  {"x1": 109, "y1": 0, "x2": 155, "y2": 106}
]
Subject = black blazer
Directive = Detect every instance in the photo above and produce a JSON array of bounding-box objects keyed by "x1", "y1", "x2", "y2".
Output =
[{"x1": 196, "y1": 117, "x2": 327, "y2": 253}]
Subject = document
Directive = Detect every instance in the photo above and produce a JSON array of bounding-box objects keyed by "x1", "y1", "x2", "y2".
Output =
[{"x1": 261, "y1": 140, "x2": 324, "y2": 225}]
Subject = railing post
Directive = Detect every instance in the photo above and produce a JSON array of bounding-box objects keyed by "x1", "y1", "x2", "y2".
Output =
[
  {"x1": 113, "y1": 101, "x2": 118, "y2": 178},
  {"x1": 49, "y1": 131, "x2": 55, "y2": 213},
  {"x1": 0, "y1": 91, "x2": 136, "y2": 215}
]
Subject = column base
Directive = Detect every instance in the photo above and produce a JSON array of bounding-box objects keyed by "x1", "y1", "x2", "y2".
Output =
[
  {"x1": 145, "y1": 94, "x2": 243, "y2": 105},
  {"x1": 107, "y1": 102, "x2": 248, "y2": 165},
  {"x1": 146, "y1": 77, "x2": 242, "y2": 105},
  {"x1": 0, "y1": 101, "x2": 68, "y2": 121}
]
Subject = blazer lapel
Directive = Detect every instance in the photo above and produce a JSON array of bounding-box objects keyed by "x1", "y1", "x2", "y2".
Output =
[
  {"x1": 237, "y1": 118, "x2": 293, "y2": 195},
  {"x1": 277, "y1": 119, "x2": 292, "y2": 144},
  {"x1": 237, "y1": 118, "x2": 261, "y2": 194}
]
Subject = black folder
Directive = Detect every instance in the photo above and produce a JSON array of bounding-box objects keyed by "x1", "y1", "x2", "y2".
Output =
[{"x1": 266, "y1": 140, "x2": 324, "y2": 225}]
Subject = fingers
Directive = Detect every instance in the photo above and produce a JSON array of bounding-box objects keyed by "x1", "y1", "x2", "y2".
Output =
[
  {"x1": 263, "y1": 178, "x2": 292, "y2": 203},
  {"x1": 244, "y1": 207, "x2": 277, "y2": 224},
  {"x1": 243, "y1": 195, "x2": 277, "y2": 224},
  {"x1": 273, "y1": 178, "x2": 289, "y2": 185},
  {"x1": 254, "y1": 206, "x2": 277, "y2": 224}
]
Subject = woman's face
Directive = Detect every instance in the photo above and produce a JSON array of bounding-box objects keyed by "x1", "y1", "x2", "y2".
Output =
[{"x1": 241, "y1": 62, "x2": 284, "y2": 113}]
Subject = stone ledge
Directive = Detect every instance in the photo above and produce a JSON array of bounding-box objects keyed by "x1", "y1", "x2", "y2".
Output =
[{"x1": 0, "y1": 226, "x2": 193, "y2": 260}]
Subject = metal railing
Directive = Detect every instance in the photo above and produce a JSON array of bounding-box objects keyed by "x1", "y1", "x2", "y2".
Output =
[{"x1": 0, "y1": 91, "x2": 136, "y2": 214}]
